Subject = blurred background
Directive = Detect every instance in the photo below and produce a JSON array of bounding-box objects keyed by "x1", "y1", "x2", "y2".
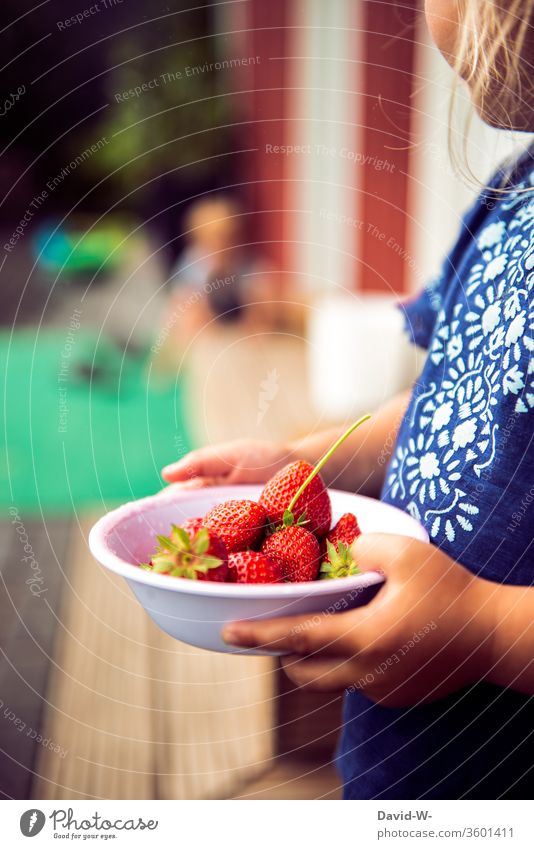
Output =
[{"x1": 0, "y1": 0, "x2": 523, "y2": 800}]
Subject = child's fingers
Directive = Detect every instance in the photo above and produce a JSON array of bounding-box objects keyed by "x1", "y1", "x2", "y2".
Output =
[
  {"x1": 351, "y1": 532, "x2": 422, "y2": 577},
  {"x1": 221, "y1": 611, "x2": 361, "y2": 656},
  {"x1": 158, "y1": 478, "x2": 220, "y2": 494},
  {"x1": 281, "y1": 655, "x2": 359, "y2": 692},
  {"x1": 161, "y1": 448, "x2": 232, "y2": 482}
]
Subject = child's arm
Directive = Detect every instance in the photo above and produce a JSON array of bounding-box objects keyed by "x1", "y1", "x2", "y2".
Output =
[
  {"x1": 483, "y1": 581, "x2": 534, "y2": 694},
  {"x1": 162, "y1": 389, "x2": 410, "y2": 497},
  {"x1": 222, "y1": 533, "x2": 534, "y2": 703}
]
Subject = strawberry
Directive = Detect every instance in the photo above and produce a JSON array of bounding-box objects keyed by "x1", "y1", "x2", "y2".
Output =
[
  {"x1": 228, "y1": 551, "x2": 284, "y2": 584},
  {"x1": 328, "y1": 512, "x2": 361, "y2": 549},
  {"x1": 259, "y1": 461, "x2": 332, "y2": 537},
  {"x1": 203, "y1": 499, "x2": 266, "y2": 553},
  {"x1": 261, "y1": 525, "x2": 320, "y2": 582},
  {"x1": 141, "y1": 517, "x2": 228, "y2": 582},
  {"x1": 320, "y1": 513, "x2": 361, "y2": 579},
  {"x1": 260, "y1": 416, "x2": 371, "y2": 537}
]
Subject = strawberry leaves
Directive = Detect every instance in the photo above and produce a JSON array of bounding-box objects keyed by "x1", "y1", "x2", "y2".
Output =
[
  {"x1": 265, "y1": 510, "x2": 307, "y2": 537},
  {"x1": 156, "y1": 534, "x2": 181, "y2": 553},
  {"x1": 170, "y1": 524, "x2": 191, "y2": 549},
  {"x1": 148, "y1": 523, "x2": 224, "y2": 579},
  {"x1": 320, "y1": 540, "x2": 360, "y2": 580}
]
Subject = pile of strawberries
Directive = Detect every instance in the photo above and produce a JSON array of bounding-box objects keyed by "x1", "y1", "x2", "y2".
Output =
[{"x1": 142, "y1": 460, "x2": 361, "y2": 584}]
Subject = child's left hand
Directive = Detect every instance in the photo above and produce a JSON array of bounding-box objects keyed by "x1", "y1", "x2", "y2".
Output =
[{"x1": 222, "y1": 534, "x2": 494, "y2": 707}]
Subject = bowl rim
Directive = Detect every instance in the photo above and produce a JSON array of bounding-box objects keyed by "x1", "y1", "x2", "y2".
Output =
[{"x1": 88, "y1": 484, "x2": 428, "y2": 599}]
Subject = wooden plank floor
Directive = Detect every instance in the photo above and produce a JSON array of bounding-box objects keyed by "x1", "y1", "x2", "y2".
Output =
[
  {"x1": 33, "y1": 516, "x2": 274, "y2": 800},
  {"x1": 233, "y1": 758, "x2": 342, "y2": 800},
  {"x1": 0, "y1": 517, "x2": 72, "y2": 799}
]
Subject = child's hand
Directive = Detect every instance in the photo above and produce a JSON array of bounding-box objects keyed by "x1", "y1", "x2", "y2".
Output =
[
  {"x1": 162, "y1": 440, "x2": 295, "y2": 489},
  {"x1": 222, "y1": 534, "x2": 494, "y2": 707}
]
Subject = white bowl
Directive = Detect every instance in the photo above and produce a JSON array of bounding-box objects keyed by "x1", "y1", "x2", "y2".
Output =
[{"x1": 89, "y1": 485, "x2": 428, "y2": 654}]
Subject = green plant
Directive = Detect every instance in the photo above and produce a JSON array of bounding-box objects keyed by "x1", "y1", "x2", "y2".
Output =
[{"x1": 81, "y1": 31, "x2": 233, "y2": 195}]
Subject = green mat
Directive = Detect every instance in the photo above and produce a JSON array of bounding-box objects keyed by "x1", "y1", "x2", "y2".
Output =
[{"x1": 1, "y1": 329, "x2": 191, "y2": 515}]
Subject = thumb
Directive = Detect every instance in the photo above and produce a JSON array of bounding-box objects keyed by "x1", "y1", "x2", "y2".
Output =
[{"x1": 351, "y1": 532, "x2": 417, "y2": 578}]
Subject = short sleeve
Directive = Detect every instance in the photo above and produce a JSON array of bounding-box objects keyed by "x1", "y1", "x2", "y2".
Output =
[
  {"x1": 398, "y1": 274, "x2": 446, "y2": 350},
  {"x1": 396, "y1": 163, "x2": 509, "y2": 351}
]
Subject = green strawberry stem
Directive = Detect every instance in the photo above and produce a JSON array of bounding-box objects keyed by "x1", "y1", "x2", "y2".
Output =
[{"x1": 287, "y1": 414, "x2": 371, "y2": 514}]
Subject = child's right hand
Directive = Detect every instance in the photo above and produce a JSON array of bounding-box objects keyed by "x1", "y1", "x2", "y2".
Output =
[{"x1": 161, "y1": 440, "x2": 295, "y2": 489}]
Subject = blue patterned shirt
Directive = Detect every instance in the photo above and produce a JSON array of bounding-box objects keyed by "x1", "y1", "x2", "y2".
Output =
[{"x1": 339, "y1": 146, "x2": 534, "y2": 799}]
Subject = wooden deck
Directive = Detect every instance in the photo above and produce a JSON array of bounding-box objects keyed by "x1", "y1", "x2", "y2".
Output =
[
  {"x1": 233, "y1": 758, "x2": 341, "y2": 800},
  {"x1": 32, "y1": 516, "x2": 274, "y2": 800},
  {"x1": 0, "y1": 518, "x2": 71, "y2": 799}
]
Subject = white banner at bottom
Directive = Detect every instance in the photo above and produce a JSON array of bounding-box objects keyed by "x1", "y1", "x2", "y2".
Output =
[{"x1": 2, "y1": 800, "x2": 532, "y2": 848}]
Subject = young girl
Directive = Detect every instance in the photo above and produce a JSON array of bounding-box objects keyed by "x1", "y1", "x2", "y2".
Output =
[{"x1": 162, "y1": 1, "x2": 534, "y2": 799}]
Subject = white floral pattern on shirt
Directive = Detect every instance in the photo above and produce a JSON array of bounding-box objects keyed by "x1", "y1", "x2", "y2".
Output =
[{"x1": 386, "y1": 177, "x2": 534, "y2": 544}]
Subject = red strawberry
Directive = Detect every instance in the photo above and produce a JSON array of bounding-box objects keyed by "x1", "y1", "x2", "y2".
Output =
[
  {"x1": 320, "y1": 513, "x2": 360, "y2": 579},
  {"x1": 261, "y1": 525, "x2": 320, "y2": 582},
  {"x1": 142, "y1": 517, "x2": 228, "y2": 582},
  {"x1": 228, "y1": 551, "x2": 284, "y2": 584},
  {"x1": 182, "y1": 517, "x2": 205, "y2": 536},
  {"x1": 259, "y1": 461, "x2": 332, "y2": 537},
  {"x1": 328, "y1": 513, "x2": 361, "y2": 549},
  {"x1": 203, "y1": 499, "x2": 266, "y2": 553}
]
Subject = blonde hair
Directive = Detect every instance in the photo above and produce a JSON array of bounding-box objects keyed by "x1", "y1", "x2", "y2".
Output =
[{"x1": 449, "y1": 0, "x2": 534, "y2": 182}]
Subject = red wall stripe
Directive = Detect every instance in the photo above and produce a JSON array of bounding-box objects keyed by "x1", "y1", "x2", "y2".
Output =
[
  {"x1": 246, "y1": 1, "x2": 289, "y2": 271},
  {"x1": 359, "y1": 0, "x2": 418, "y2": 293}
]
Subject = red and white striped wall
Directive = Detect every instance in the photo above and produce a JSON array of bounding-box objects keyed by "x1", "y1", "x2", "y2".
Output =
[{"x1": 222, "y1": 0, "x2": 520, "y2": 299}]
